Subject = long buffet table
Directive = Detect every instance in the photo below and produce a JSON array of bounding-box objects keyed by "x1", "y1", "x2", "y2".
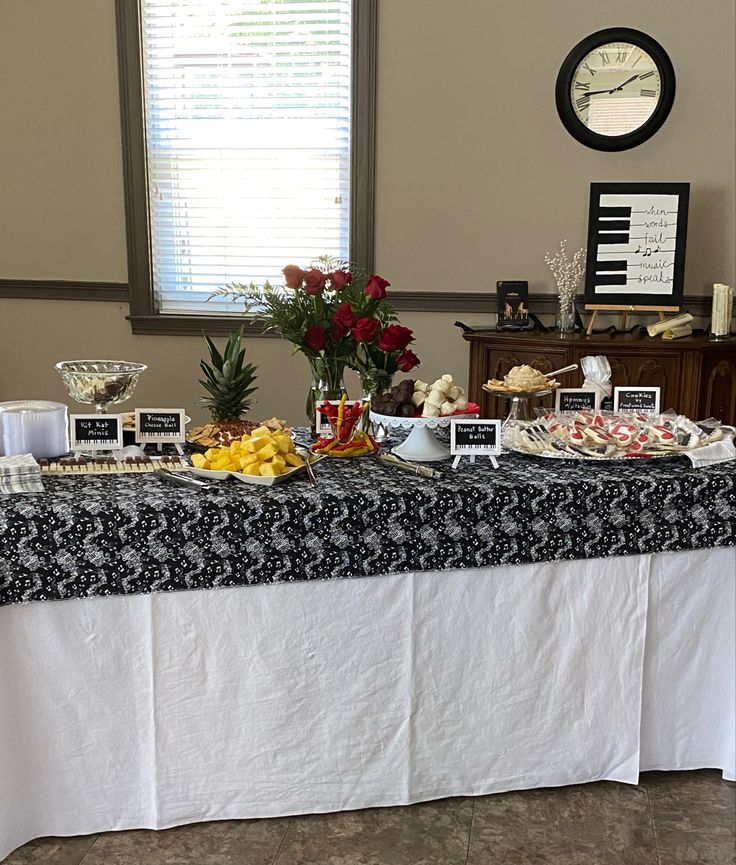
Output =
[{"x1": 0, "y1": 446, "x2": 734, "y2": 860}]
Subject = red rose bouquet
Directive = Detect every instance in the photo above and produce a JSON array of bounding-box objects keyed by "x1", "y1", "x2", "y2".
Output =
[{"x1": 211, "y1": 256, "x2": 420, "y2": 424}]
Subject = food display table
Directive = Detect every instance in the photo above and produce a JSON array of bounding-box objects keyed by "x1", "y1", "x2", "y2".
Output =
[{"x1": 0, "y1": 444, "x2": 734, "y2": 859}]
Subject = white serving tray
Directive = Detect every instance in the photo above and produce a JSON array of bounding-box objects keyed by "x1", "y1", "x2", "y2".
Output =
[{"x1": 188, "y1": 451, "x2": 323, "y2": 487}]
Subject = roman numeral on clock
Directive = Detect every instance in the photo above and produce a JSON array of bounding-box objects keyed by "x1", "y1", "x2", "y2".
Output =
[
  {"x1": 599, "y1": 50, "x2": 610, "y2": 65},
  {"x1": 582, "y1": 61, "x2": 596, "y2": 76},
  {"x1": 574, "y1": 81, "x2": 590, "y2": 91},
  {"x1": 576, "y1": 95, "x2": 590, "y2": 110},
  {"x1": 615, "y1": 48, "x2": 627, "y2": 64},
  {"x1": 641, "y1": 88, "x2": 657, "y2": 97}
]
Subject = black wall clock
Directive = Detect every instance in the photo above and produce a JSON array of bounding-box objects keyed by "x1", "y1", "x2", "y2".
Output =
[{"x1": 555, "y1": 27, "x2": 675, "y2": 151}]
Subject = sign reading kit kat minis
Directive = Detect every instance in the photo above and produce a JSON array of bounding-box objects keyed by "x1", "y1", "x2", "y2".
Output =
[
  {"x1": 613, "y1": 387, "x2": 660, "y2": 414},
  {"x1": 70, "y1": 415, "x2": 123, "y2": 450},
  {"x1": 135, "y1": 409, "x2": 186, "y2": 443}
]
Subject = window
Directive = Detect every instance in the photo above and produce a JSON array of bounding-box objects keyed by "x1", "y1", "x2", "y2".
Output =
[{"x1": 115, "y1": 0, "x2": 376, "y2": 334}]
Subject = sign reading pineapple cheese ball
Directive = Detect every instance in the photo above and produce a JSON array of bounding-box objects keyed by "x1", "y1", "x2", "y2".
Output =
[
  {"x1": 70, "y1": 414, "x2": 123, "y2": 450},
  {"x1": 134, "y1": 409, "x2": 186, "y2": 444},
  {"x1": 450, "y1": 419, "x2": 502, "y2": 469}
]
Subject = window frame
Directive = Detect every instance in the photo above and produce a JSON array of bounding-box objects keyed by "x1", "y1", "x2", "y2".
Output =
[{"x1": 114, "y1": 0, "x2": 377, "y2": 336}]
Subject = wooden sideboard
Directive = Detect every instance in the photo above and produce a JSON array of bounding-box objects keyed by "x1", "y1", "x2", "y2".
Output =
[{"x1": 463, "y1": 330, "x2": 736, "y2": 424}]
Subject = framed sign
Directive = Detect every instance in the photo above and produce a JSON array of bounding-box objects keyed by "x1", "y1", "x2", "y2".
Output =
[
  {"x1": 70, "y1": 414, "x2": 123, "y2": 450},
  {"x1": 555, "y1": 388, "x2": 600, "y2": 413},
  {"x1": 134, "y1": 409, "x2": 186, "y2": 443},
  {"x1": 316, "y1": 400, "x2": 362, "y2": 437},
  {"x1": 496, "y1": 281, "x2": 531, "y2": 331},
  {"x1": 450, "y1": 419, "x2": 502, "y2": 469},
  {"x1": 584, "y1": 182, "x2": 689, "y2": 309},
  {"x1": 613, "y1": 386, "x2": 660, "y2": 414}
]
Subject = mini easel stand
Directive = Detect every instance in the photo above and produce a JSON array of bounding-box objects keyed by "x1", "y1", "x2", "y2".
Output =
[
  {"x1": 452, "y1": 454, "x2": 499, "y2": 470},
  {"x1": 584, "y1": 305, "x2": 679, "y2": 336}
]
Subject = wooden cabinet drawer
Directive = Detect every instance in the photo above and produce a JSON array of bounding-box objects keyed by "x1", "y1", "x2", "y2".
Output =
[{"x1": 699, "y1": 354, "x2": 736, "y2": 423}]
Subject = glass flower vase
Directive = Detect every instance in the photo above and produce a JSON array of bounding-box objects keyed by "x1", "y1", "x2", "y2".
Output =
[
  {"x1": 556, "y1": 294, "x2": 577, "y2": 334},
  {"x1": 359, "y1": 368, "x2": 394, "y2": 439},
  {"x1": 306, "y1": 357, "x2": 348, "y2": 435}
]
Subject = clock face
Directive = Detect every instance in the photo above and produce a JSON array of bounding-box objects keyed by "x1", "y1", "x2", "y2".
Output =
[
  {"x1": 555, "y1": 28, "x2": 675, "y2": 151},
  {"x1": 570, "y1": 42, "x2": 662, "y2": 136}
]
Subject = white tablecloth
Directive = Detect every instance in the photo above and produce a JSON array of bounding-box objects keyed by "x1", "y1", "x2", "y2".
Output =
[{"x1": 0, "y1": 547, "x2": 734, "y2": 860}]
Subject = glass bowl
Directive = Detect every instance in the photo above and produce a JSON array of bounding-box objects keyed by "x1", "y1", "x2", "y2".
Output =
[{"x1": 55, "y1": 360, "x2": 147, "y2": 413}]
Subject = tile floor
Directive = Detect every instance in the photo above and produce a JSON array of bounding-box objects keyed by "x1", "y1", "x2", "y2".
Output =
[{"x1": 3, "y1": 771, "x2": 734, "y2": 865}]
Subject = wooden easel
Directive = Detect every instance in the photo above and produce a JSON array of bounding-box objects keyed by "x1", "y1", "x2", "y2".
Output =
[{"x1": 584, "y1": 304, "x2": 679, "y2": 336}]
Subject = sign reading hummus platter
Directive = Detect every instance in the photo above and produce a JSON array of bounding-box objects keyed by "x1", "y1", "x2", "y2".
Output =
[
  {"x1": 70, "y1": 415, "x2": 123, "y2": 450},
  {"x1": 556, "y1": 388, "x2": 599, "y2": 413},
  {"x1": 134, "y1": 409, "x2": 186, "y2": 443}
]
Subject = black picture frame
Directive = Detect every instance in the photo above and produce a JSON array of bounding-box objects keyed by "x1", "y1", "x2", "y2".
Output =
[
  {"x1": 554, "y1": 27, "x2": 676, "y2": 152},
  {"x1": 584, "y1": 181, "x2": 689, "y2": 309}
]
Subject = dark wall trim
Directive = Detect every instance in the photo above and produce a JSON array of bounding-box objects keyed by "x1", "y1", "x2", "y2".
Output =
[
  {"x1": 126, "y1": 292, "x2": 718, "y2": 335},
  {"x1": 0, "y1": 280, "x2": 129, "y2": 302}
]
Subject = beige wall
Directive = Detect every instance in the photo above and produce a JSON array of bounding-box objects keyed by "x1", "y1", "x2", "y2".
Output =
[{"x1": 1, "y1": 0, "x2": 734, "y2": 424}]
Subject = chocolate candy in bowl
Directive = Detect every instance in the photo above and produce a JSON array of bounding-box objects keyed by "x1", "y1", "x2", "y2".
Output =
[{"x1": 55, "y1": 360, "x2": 147, "y2": 413}]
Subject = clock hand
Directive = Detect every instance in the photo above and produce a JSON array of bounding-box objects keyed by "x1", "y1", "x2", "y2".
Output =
[
  {"x1": 578, "y1": 75, "x2": 642, "y2": 100},
  {"x1": 612, "y1": 74, "x2": 640, "y2": 91}
]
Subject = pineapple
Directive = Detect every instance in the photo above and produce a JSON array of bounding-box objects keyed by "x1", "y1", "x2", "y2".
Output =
[{"x1": 198, "y1": 327, "x2": 258, "y2": 442}]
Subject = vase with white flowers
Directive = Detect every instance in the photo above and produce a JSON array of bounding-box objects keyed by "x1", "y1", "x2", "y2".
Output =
[{"x1": 544, "y1": 240, "x2": 586, "y2": 334}]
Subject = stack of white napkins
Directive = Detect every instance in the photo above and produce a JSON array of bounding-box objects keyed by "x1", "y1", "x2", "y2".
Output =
[
  {"x1": 0, "y1": 453, "x2": 44, "y2": 494},
  {"x1": 685, "y1": 436, "x2": 736, "y2": 467}
]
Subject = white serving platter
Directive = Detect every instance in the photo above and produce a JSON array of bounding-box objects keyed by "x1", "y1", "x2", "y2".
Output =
[{"x1": 188, "y1": 452, "x2": 323, "y2": 486}]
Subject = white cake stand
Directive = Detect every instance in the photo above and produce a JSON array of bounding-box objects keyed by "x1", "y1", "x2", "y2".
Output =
[{"x1": 369, "y1": 410, "x2": 479, "y2": 462}]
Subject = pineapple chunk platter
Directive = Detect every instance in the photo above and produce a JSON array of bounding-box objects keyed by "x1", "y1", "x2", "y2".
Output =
[{"x1": 189, "y1": 425, "x2": 320, "y2": 486}]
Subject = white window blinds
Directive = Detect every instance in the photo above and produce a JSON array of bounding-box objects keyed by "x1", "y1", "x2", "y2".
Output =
[{"x1": 139, "y1": 0, "x2": 352, "y2": 313}]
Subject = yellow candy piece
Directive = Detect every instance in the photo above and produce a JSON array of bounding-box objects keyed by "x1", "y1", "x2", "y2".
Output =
[
  {"x1": 244, "y1": 437, "x2": 270, "y2": 454},
  {"x1": 273, "y1": 434, "x2": 293, "y2": 454},
  {"x1": 256, "y1": 443, "x2": 278, "y2": 462}
]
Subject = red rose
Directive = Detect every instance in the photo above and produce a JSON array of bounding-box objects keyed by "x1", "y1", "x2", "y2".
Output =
[
  {"x1": 351, "y1": 317, "x2": 381, "y2": 343},
  {"x1": 364, "y1": 274, "x2": 390, "y2": 300},
  {"x1": 398, "y1": 349, "x2": 420, "y2": 372},
  {"x1": 303, "y1": 268, "x2": 327, "y2": 295},
  {"x1": 331, "y1": 321, "x2": 348, "y2": 341},
  {"x1": 377, "y1": 324, "x2": 414, "y2": 353},
  {"x1": 304, "y1": 325, "x2": 328, "y2": 352},
  {"x1": 282, "y1": 264, "x2": 305, "y2": 289},
  {"x1": 332, "y1": 302, "x2": 358, "y2": 330},
  {"x1": 329, "y1": 270, "x2": 352, "y2": 291}
]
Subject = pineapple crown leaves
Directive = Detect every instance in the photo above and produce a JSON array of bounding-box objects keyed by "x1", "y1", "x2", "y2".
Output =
[{"x1": 199, "y1": 327, "x2": 258, "y2": 421}]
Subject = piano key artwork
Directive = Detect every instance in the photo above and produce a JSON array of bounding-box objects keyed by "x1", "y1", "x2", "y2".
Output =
[
  {"x1": 39, "y1": 456, "x2": 190, "y2": 476},
  {"x1": 584, "y1": 182, "x2": 689, "y2": 308}
]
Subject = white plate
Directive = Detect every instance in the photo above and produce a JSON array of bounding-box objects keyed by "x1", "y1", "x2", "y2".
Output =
[{"x1": 188, "y1": 452, "x2": 323, "y2": 486}]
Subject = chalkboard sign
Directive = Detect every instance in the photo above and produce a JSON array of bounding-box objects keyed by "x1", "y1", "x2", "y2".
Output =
[
  {"x1": 613, "y1": 387, "x2": 661, "y2": 415},
  {"x1": 555, "y1": 388, "x2": 599, "y2": 413},
  {"x1": 70, "y1": 414, "x2": 123, "y2": 450},
  {"x1": 135, "y1": 408, "x2": 186, "y2": 443},
  {"x1": 450, "y1": 419, "x2": 501, "y2": 455},
  {"x1": 316, "y1": 400, "x2": 362, "y2": 436}
]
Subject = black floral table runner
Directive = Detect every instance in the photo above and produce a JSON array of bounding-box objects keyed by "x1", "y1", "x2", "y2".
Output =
[{"x1": 1, "y1": 442, "x2": 734, "y2": 606}]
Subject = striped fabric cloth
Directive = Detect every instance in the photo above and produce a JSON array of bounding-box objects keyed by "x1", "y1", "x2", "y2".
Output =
[{"x1": 0, "y1": 454, "x2": 44, "y2": 494}]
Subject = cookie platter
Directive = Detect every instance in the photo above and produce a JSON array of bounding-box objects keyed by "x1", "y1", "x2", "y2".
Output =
[{"x1": 505, "y1": 410, "x2": 732, "y2": 461}]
